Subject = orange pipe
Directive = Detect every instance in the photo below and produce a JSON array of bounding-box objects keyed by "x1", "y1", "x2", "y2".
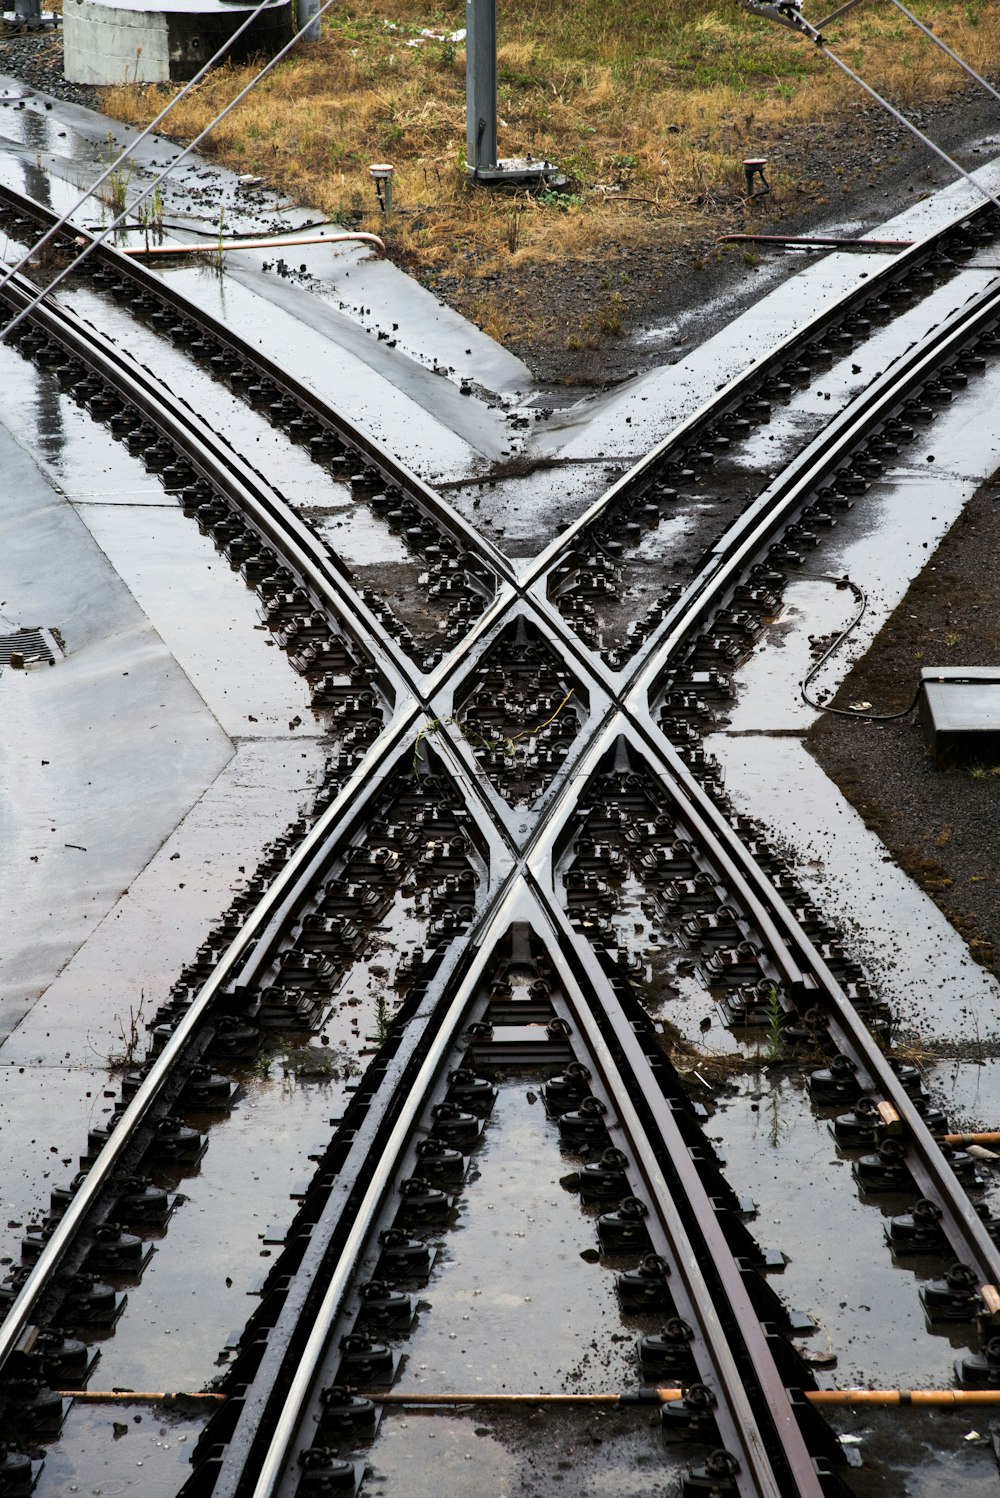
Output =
[
  {"x1": 362, "y1": 1387, "x2": 1000, "y2": 1409},
  {"x1": 63, "y1": 1385, "x2": 1000, "y2": 1411}
]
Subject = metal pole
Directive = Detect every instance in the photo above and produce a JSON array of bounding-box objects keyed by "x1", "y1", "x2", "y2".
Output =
[
  {"x1": 298, "y1": 0, "x2": 320, "y2": 43},
  {"x1": 466, "y1": 0, "x2": 498, "y2": 176}
]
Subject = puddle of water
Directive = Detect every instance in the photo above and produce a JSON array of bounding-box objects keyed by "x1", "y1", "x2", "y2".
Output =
[
  {"x1": 0, "y1": 739, "x2": 326, "y2": 1067},
  {"x1": 92, "y1": 1071, "x2": 344, "y2": 1391},
  {"x1": 316, "y1": 509, "x2": 414, "y2": 569},
  {"x1": 368, "y1": 1408, "x2": 679, "y2": 1498},
  {"x1": 611, "y1": 874, "x2": 744, "y2": 1057},
  {"x1": 835, "y1": 1407, "x2": 1000, "y2": 1497},
  {"x1": 0, "y1": 335, "x2": 167, "y2": 502},
  {"x1": 391, "y1": 1085, "x2": 647, "y2": 1397},
  {"x1": 78, "y1": 504, "x2": 321, "y2": 741},
  {"x1": 0, "y1": 1065, "x2": 108, "y2": 1266},
  {"x1": 32, "y1": 1403, "x2": 205, "y2": 1498}
]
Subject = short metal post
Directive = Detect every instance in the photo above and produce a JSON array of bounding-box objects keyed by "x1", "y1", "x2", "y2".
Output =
[
  {"x1": 369, "y1": 164, "x2": 394, "y2": 215},
  {"x1": 466, "y1": 0, "x2": 498, "y2": 178},
  {"x1": 743, "y1": 157, "x2": 770, "y2": 199},
  {"x1": 297, "y1": 0, "x2": 321, "y2": 43}
]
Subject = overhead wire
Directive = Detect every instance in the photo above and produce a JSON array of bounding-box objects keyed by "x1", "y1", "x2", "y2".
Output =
[
  {"x1": 0, "y1": 0, "x2": 345, "y2": 346},
  {"x1": 817, "y1": 40, "x2": 1000, "y2": 219},
  {"x1": 0, "y1": 0, "x2": 279, "y2": 302},
  {"x1": 888, "y1": 0, "x2": 1000, "y2": 108}
]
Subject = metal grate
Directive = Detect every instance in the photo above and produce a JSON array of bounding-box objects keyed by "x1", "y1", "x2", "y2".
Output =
[{"x1": 0, "y1": 628, "x2": 56, "y2": 667}]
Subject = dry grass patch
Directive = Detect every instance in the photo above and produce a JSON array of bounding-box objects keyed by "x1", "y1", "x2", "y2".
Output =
[{"x1": 100, "y1": 1, "x2": 1000, "y2": 345}]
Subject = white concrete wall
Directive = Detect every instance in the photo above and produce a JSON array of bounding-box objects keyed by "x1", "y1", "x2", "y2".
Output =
[{"x1": 64, "y1": 0, "x2": 172, "y2": 85}]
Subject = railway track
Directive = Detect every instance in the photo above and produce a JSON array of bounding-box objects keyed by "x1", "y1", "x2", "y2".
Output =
[{"x1": 2, "y1": 167, "x2": 1000, "y2": 1497}]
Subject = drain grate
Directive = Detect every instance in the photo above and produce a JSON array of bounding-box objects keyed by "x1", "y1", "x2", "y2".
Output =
[{"x1": 0, "y1": 628, "x2": 56, "y2": 667}]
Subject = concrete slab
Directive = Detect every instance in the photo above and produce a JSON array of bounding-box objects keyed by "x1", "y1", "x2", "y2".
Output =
[
  {"x1": 0, "y1": 368, "x2": 326, "y2": 1037},
  {"x1": 77, "y1": 503, "x2": 321, "y2": 741},
  {"x1": 0, "y1": 738, "x2": 325, "y2": 1068},
  {"x1": 145, "y1": 260, "x2": 513, "y2": 476},
  {"x1": 63, "y1": 0, "x2": 291, "y2": 87}
]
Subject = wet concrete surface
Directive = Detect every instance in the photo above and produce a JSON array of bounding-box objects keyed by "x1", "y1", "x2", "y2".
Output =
[
  {"x1": 33, "y1": 1404, "x2": 205, "y2": 1498},
  {"x1": 0, "y1": 336, "x2": 327, "y2": 1013},
  {"x1": 91, "y1": 1068, "x2": 346, "y2": 1392},
  {"x1": 391, "y1": 1087, "x2": 644, "y2": 1396},
  {"x1": 699, "y1": 353, "x2": 1000, "y2": 1048},
  {"x1": 712, "y1": 1072, "x2": 976, "y2": 1390},
  {"x1": 3, "y1": 70, "x2": 1000, "y2": 1498},
  {"x1": 362, "y1": 1083, "x2": 689, "y2": 1497},
  {"x1": 834, "y1": 1407, "x2": 1000, "y2": 1496},
  {"x1": 367, "y1": 1407, "x2": 677, "y2": 1498},
  {"x1": 0, "y1": 412, "x2": 233, "y2": 1026}
]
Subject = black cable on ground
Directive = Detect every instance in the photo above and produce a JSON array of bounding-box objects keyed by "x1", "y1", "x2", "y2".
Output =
[{"x1": 799, "y1": 574, "x2": 921, "y2": 720}]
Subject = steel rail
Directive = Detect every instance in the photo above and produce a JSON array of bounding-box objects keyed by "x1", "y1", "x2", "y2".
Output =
[
  {"x1": 0, "y1": 701, "x2": 427, "y2": 1373},
  {"x1": 535, "y1": 888, "x2": 821, "y2": 1496},
  {"x1": 3, "y1": 187, "x2": 994, "y2": 1372},
  {"x1": 534, "y1": 716, "x2": 1000, "y2": 1299},
  {"x1": 0, "y1": 268, "x2": 522, "y2": 1369},
  {"x1": 626, "y1": 267, "x2": 1000, "y2": 701},
  {"x1": 4, "y1": 191, "x2": 995, "y2": 1384},
  {"x1": 2, "y1": 170, "x2": 995, "y2": 615},
  {"x1": 215, "y1": 251, "x2": 999, "y2": 1492},
  {"x1": 3, "y1": 164, "x2": 1000, "y2": 1496},
  {"x1": 223, "y1": 879, "x2": 820, "y2": 1498},
  {"x1": 1, "y1": 173, "x2": 994, "y2": 737},
  {"x1": 0, "y1": 182, "x2": 511, "y2": 583},
  {"x1": 520, "y1": 210, "x2": 1000, "y2": 601}
]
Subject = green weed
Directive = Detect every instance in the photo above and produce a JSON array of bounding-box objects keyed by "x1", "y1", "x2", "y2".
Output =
[{"x1": 764, "y1": 985, "x2": 785, "y2": 1062}]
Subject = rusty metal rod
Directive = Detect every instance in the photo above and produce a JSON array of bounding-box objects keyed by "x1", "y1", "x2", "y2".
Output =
[
  {"x1": 56, "y1": 1390, "x2": 225, "y2": 1404},
  {"x1": 359, "y1": 1388, "x2": 1000, "y2": 1408},
  {"x1": 119, "y1": 232, "x2": 385, "y2": 259},
  {"x1": 62, "y1": 1385, "x2": 1000, "y2": 1412},
  {"x1": 943, "y1": 1132, "x2": 1000, "y2": 1146}
]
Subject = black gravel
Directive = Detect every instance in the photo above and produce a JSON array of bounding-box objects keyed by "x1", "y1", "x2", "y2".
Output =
[
  {"x1": 0, "y1": 25, "x2": 100, "y2": 108},
  {"x1": 809, "y1": 469, "x2": 1000, "y2": 982}
]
